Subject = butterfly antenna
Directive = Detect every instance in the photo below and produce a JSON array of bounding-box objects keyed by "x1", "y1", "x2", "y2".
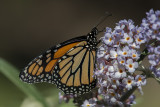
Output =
[{"x1": 94, "y1": 12, "x2": 112, "y2": 28}]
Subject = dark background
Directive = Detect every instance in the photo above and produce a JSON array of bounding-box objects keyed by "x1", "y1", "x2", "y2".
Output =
[{"x1": 0, "y1": 0, "x2": 160, "y2": 107}]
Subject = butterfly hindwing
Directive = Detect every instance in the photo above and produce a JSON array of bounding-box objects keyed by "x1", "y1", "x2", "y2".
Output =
[{"x1": 52, "y1": 41, "x2": 96, "y2": 95}]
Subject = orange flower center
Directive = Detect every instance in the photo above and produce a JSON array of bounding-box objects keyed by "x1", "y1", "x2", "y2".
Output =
[
  {"x1": 109, "y1": 38, "x2": 112, "y2": 41},
  {"x1": 115, "y1": 54, "x2": 118, "y2": 58},
  {"x1": 119, "y1": 69, "x2": 123, "y2": 73},
  {"x1": 129, "y1": 64, "x2": 133, "y2": 68},
  {"x1": 128, "y1": 80, "x2": 132, "y2": 84},
  {"x1": 123, "y1": 52, "x2": 127, "y2": 55},
  {"x1": 138, "y1": 77, "x2": 142, "y2": 81},
  {"x1": 117, "y1": 41, "x2": 120, "y2": 45},
  {"x1": 126, "y1": 37, "x2": 130, "y2": 40},
  {"x1": 121, "y1": 60, "x2": 124, "y2": 63},
  {"x1": 111, "y1": 92, "x2": 115, "y2": 96},
  {"x1": 137, "y1": 38, "x2": 142, "y2": 42},
  {"x1": 132, "y1": 54, "x2": 136, "y2": 57},
  {"x1": 154, "y1": 30, "x2": 158, "y2": 34},
  {"x1": 87, "y1": 104, "x2": 91, "y2": 107},
  {"x1": 113, "y1": 80, "x2": 116, "y2": 83}
]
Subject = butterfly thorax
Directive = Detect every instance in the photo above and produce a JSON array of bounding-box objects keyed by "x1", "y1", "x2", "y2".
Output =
[{"x1": 86, "y1": 27, "x2": 98, "y2": 50}]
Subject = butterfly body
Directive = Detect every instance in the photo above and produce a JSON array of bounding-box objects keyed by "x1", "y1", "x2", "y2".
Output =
[{"x1": 20, "y1": 27, "x2": 99, "y2": 95}]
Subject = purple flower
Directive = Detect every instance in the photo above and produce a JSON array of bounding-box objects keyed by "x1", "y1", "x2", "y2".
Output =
[
  {"x1": 126, "y1": 95, "x2": 136, "y2": 105},
  {"x1": 141, "y1": 18, "x2": 149, "y2": 28},
  {"x1": 117, "y1": 46, "x2": 130, "y2": 57},
  {"x1": 122, "y1": 76, "x2": 135, "y2": 90},
  {"x1": 97, "y1": 46, "x2": 106, "y2": 58},
  {"x1": 125, "y1": 59, "x2": 138, "y2": 73},
  {"x1": 153, "y1": 68, "x2": 160, "y2": 78},
  {"x1": 149, "y1": 14, "x2": 157, "y2": 24},
  {"x1": 117, "y1": 57, "x2": 126, "y2": 65},
  {"x1": 148, "y1": 45, "x2": 155, "y2": 53},
  {"x1": 110, "y1": 49, "x2": 118, "y2": 59},
  {"x1": 81, "y1": 100, "x2": 96, "y2": 107},
  {"x1": 103, "y1": 32, "x2": 114, "y2": 45},
  {"x1": 121, "y1": 33, "x2": 133, "y2": 44},
  {"x1": 135, "y1": 75, "x2": 146, "y2": 87},
  {"x1": 105, "y1": 27, "x2": 112, "y2": 33},
  {"x1": 130, "y1": 49, "x2": 140, "y2": 60},
  {"x1": 154, "y1": 46, "x2": 160, "y2": 54},
  {"x1": 114, "y1": 65, "x2": 126, "y2": 79},
  {"x1": 148, "y1": 54, "x2": 159, "y2": 66},
  {"x1": 129, "y1": 42, "x2": 140, "y2": 49},
  {"x1": 135, "y1": 33, "x2": 146, "y2": 45}
]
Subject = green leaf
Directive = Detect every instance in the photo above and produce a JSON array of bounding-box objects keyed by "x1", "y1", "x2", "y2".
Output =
[{"x1": 0, "y1": 58, "x2": 48, "y2": 107}]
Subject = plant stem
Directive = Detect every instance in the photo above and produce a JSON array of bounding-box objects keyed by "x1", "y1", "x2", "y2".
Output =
[
  {"x1": 120, "y1": 86, "x2": 137, "y2": 102},
  {"x1": 137, "y1": 47, "x2": 148, "y2": 64}
]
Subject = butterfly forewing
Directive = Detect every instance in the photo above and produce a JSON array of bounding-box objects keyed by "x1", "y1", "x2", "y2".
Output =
[{"x1": 19, "y1": 36, "x2": 86, "y2": 83}]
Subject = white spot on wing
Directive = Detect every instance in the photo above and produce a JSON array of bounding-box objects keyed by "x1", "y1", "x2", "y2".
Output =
[
  {"x1": 39, "y1": 55, "x2": 43, "y2": 58},
  {"x1": 46, "y1": 50, "x2": 51, "y2": 53}
]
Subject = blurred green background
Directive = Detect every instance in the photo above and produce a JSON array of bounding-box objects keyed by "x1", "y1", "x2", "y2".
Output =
[{"x1": 0, "y1": 0, "x2": 160, "y2": 107}]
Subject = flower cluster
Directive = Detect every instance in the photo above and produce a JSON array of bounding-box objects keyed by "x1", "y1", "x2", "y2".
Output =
[
  {"x1": 142, "y1": 9, "x2": 160, "y2": 41},
  {"x1": 141, "y1": 9, "x2": 160, "y2": 78},
  {"x1": 82, "y1": 9, "x2": 160, "y2": 107},
  {"x1": 94, "y1": 19, "x2": 147, "y2": 106}
]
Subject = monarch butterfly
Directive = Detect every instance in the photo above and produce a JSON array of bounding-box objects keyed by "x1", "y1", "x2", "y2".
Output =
[{"x1": 19, "y1": 13, "x2": 111, "y2": 95}]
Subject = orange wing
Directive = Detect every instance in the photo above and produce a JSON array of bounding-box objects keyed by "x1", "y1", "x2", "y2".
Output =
[{"x1": 19, "y1": 41, "x2": 81, "y2": 83}]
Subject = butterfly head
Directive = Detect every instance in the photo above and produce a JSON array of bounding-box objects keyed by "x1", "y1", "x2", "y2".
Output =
[
  {"x1": 86, "y1": 27, "x2": 99, "y2": 50},
  {"x1": 91, "y1": 27, "x2": 98, "y2": 35}
]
